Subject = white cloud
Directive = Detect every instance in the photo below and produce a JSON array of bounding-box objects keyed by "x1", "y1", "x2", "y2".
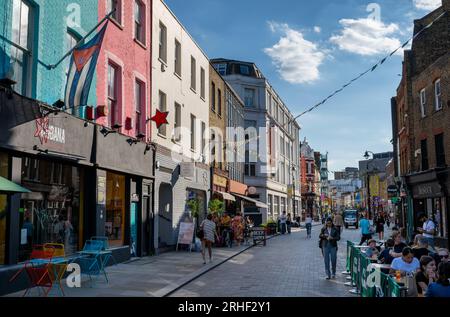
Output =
[
  {"x1": 314, "y1": 26, "x2": 322, "y2": 33},
  {"x1": 413, "y1": 0, "x2": 441, "y2": 11},
  {"x1": 265, "y1": 22, "x2": 326, "y2": 84},
  {"x1": 330, "y1": 18, "x2": 402, "y2": 56}
]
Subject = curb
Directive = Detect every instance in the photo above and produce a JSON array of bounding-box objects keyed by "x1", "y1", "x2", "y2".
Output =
[{"x1": 161, "y1": 233, "x2": 281, "y2": 297}]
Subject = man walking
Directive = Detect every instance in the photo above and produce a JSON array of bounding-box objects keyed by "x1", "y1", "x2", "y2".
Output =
[
  {"x1": 279, "y1": 211, "x2": 287, "y2": 234},
  {"x1": 333, "y1": 212, "x2": 344, "y2": 234},
  {"x1": 319, "y1": 217, "x2": 341, "y2": 279},
  {"x1": 359, "y1": 212, "x2": 372, "y2": 245}
]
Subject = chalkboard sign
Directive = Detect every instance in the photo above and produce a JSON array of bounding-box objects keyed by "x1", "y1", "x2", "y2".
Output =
[
  {"x1": 252, "y1": 227, "x2": 267, "y2": 246},
  {"x1": 176, "y1": 222, "x2": 195, "y2": 251}
]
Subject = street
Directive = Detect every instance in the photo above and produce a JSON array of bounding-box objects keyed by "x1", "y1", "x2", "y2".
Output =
[{"x1": 171, "y1": 225, "x2": 362, "y2": 297}]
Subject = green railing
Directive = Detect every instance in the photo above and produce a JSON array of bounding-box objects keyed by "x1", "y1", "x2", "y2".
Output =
[{"x1": 345, "y1": 242, "x2": 407, "y2": 297}]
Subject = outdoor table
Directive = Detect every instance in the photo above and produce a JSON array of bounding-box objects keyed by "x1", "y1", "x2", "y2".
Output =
[{"x1": 28, "y1": 257, "x2": 73, "y2": 296}]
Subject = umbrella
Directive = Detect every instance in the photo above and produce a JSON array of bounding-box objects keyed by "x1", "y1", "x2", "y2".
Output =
[{"x1": 0, "y1": 176, "x2": 31, "y2": 194}]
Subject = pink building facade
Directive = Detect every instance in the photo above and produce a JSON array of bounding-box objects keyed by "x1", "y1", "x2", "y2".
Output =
[{"x1": 97, "y1": 0, "x2": 152, "y2": 141}]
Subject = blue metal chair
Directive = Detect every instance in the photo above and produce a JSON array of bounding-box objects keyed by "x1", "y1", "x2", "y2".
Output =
[
  {"x1": 90, "y1": 236, "x2": 118, "y2": 266},
  {"x1": 76, "y1": 240, "x2": 108, "y2": 286}
]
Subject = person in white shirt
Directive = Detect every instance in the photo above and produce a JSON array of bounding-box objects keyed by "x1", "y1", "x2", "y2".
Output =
[
  {"x1": 390, "y1": 247, "x2": 421, "y2": 276},
  {"x1": 417, "y1": 214, "x2": 436, "y2": 249},
  {"x1": 279, "y1": 211, "x2": 287, "y2": 235}
]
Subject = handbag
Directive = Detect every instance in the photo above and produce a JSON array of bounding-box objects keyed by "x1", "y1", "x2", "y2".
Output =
[{"x1": 196, "y1": 228, "x2": 204, "y2": 239}]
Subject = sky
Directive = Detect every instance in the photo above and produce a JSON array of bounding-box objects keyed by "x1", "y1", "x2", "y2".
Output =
[{"x1": 164, "y1": 0, "x2": 442, "y2": 177}]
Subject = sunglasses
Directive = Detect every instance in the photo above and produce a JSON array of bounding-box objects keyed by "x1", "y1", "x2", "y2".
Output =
[{"x1": 440, "y1": 255, "x2": 449, "y2": 259}]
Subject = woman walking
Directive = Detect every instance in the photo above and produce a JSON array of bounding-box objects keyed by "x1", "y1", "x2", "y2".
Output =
[
  {"x1": 375, "y1": 213, "x2": 386, "y2": 241},
  {"x1": 319, "y1": 217, "x2": 341, "y2": 279},
  {"x1": 305, "y1": 214, "x2": 313, "y2": 239},
  {"x1": 200, "y1": 214, "x2": 219, "y2": 264}
]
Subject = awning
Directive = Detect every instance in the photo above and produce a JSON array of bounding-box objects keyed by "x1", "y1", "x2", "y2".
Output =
[
  {"x1": 0, "y1": 176, "x2": 31, "y2": 194},
  {"x1": 215, "y1": 191, "x2": 236, "y2": 201},
  {"x1": 232, "y1": 193, "x2": 269, "y2": 209}
]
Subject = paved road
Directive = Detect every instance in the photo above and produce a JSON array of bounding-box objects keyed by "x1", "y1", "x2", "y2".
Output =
[{"x1": 171, "y1": 225, "x2": 364, "y2": 297}]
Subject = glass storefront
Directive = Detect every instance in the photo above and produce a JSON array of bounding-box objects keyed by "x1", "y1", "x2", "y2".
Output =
[
  {"x1": 18, "y1": 157, "x2": 82, "y2": 262},
  {"x1": 0, "y1": 152, "x2": 8, "y2": 265},
  {"x1": 106, "y1": 172, "x2": 125, "y2": 247}
]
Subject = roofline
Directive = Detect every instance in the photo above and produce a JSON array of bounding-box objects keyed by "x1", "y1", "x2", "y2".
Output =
[{"x1": 160, "y1": 0, "x2": 209, "y2": 61}]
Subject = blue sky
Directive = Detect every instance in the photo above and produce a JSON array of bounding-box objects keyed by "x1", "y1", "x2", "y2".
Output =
[{"x1": 165, "y1": 0, "x2": 442, "y2": 176}]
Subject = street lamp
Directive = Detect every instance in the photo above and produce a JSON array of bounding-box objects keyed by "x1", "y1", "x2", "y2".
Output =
[
  {"x1": 363, "y1": 151, "x2": 379, "y2": 219},
  {"x1": 292, "y1": 165, "x2": 297, "y2": 219}
]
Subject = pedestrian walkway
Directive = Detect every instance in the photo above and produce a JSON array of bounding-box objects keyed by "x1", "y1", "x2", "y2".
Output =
[
  {"x1": 171, "y1": 226, "x2": 363, "y2": 297},
  {"x1": 5, "y1": 241, "x2": 264, "y2": 297}
]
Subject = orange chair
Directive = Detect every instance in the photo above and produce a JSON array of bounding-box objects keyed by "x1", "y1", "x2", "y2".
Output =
[{"x1": 43, "y1": 243, "x2": 67, "y2": 295}]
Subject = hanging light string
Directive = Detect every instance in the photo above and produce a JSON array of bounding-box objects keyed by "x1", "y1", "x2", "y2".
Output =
[{"x1": 290, "y1": 10, "x2": 447, "y2": 123}]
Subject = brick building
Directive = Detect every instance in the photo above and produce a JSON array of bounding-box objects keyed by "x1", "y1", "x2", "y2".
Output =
[{"x1": 392, "y1": 0, "x2": 450, "y2": 247}]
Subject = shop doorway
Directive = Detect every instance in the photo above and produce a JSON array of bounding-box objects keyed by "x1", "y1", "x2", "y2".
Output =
[
  {"x1": 158, "y1": 183, "x2": 173, "y2": 248},
  {"x1": 143, "y1": 183, "x2": 154, "y2": 255}
]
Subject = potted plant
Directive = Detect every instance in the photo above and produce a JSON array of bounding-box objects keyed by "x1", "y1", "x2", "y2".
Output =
[
  {"x1": 208, "y1": 199, "x2": 224, "y2": 216},
  {"x1": 266, "y1": 219, "x2": 278, "y2": 235}
]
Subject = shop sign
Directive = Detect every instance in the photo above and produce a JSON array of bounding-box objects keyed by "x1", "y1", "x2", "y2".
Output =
[
  {"x1": 131, "y1": 193, "x2": 139, "y2": 202},
  {"x1": 180, "y1": 162, "x2": 195, "y2": 179},
  {"x1": 213, "y1": 174, "x2": 227, "y2": 188},
  {"x1": 229, "y1": 180, "x2": 247, "y2": 196},
  {"x1": 413, "y1": 182, "x2": 442, "y2": 198},
  {"x1": 34, "y1": 117, "x2": 66, "y2": 145}
]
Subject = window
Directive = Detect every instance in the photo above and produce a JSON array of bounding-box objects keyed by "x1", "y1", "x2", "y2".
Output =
[
  {"x1": 135, "y1": 80, "x2": 145, "y2": 135},
  {"x1": 244, "y1": 88, "x2": 255, "y2": 107},
  {"x1": 435, "y1": 133, "x2": 446, "y2": 167},
  {"x1": 435, "y1": 79, "x2": 442, "y2": 111},
  {"x1": 420, "y1": 89, "x2": 426, "y2": 117},
  {"x1": 240, "y1": 64, "x2": 250, "y2": 75},
  {"x1": 190, "y1": 114, "x2": 196, "y2": 151},
  {"x1": 174, "y1": 102, "x2": 181, "y2": 142},
  {"x1": 10, "y1": 0, "x2": 33, "y2": 96},
  {"x1": 278, "y1": 107, "x2": 283, "y2": 124},
  {"x1": 200, "y1": 67, "x2": 205, "y2": 99},
  {"x1": 218, "y1": 89, "x2": 222, "y2": 116},
  {"x1": 108, "y1": 62, "x2": 120, "y2": 127},
  {"x1": 174, "y1": 40, "x2": 181, "y2": 76},
  {"x1": 107, "y1": 0, "x2": 121, "y2": 24},
  {"x1": 211, "y1": 82, "x2": 216, "y2": 112},
  {"x1": 268, "y1": 194, "x2": 273, "y2": 218},
  {"x1": 281, "y1": 162, "x2": 285, "y2": 184},
  {"x1": 214, "y1": 63, "x2": 226, "y2": 76},
  {"x1": 421, "y1": 139, "x2": 429, "y2": 171},
  {"x1": 280, "y1": 197, "x2": 286, "y2": 214},
  {"x1": 134, "y1": 1, "x2": 145, "y2": 44},
  {"x1": 158, "y1": 22, "x2": 167, "y2": 63},
  {"x1": 245, "y1": 151, "x2": 256, "y2": 176},
  {"x1": 190, "y1": 57, "x2": 196, "y2": 91},
  {"x1": 201, "y1": 121, "x2": 206, "y2": 158},
  {"x1": 280, "y1": 136, "x2": 285, "y2": 156},
  {"x1": 158, "y1": 91, "x2": 167, "y2": 136},
  {"x1": 274, "y1": 196, "x2": 279, "y2": 217}
]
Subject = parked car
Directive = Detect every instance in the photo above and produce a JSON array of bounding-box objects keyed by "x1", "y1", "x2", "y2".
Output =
[{"x1": 344, "y1": 209, "x2": 359, "y2": 229}]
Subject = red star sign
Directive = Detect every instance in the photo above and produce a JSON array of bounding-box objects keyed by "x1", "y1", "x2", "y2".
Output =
[
  {"x1": 150, "y1": 109, "x2": 169, "y2": 129},
  {"x1": 34, "y1": 117, "x2": 50, "y2": 145}
]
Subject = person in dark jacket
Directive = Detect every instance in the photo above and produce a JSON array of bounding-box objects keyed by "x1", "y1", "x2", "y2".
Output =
[{"x1": 319, "y1": 217, "x2": 341, "y2": 280}]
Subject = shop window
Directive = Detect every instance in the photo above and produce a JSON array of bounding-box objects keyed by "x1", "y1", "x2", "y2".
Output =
[
  {"x1": 106, "y1": 172, "x2": 125, "y2": 247},
  {"x1": 19, "y1": 158, "x2": 81, "y2": 262}
]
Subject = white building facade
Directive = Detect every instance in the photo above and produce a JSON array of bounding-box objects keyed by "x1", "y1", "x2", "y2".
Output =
[
  {"x1": 152, "y1": 0, "x2": 210, "y2": 251},
  {"x1": 211, "y1": 59, "x2": 301, "y2": 225}
]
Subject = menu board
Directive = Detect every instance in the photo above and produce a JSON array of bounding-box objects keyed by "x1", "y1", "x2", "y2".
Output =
[{"x1": 177, "y1": 222, "x2": 195, "y2": 246}]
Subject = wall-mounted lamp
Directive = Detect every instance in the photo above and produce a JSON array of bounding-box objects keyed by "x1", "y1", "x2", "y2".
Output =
[
  {"x1": 127, "y1": 138, "x2": 139, "y2": 146},
  {"x1": 33, "y1": 145, "x2": 48, "y2": 154},
  {"x1": 0, "y1": 78, "x2": 16, "y2": 99},
  {"x1": 100, "y1": 126, "x2": 117, "y2": 137}
]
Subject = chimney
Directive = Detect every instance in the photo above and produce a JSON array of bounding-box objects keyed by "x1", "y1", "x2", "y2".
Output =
[{"x1": 443, "y1": 0, "x2": 450, "y2": 11}]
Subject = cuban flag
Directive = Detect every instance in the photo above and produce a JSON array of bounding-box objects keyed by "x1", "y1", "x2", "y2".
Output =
[{"x1": 64, "y1": 22, "x2": 108, "y2": 111}]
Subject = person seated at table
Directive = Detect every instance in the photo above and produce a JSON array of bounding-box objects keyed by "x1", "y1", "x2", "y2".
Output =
[
  {"x1": 412, "y1": 237, "x2": 430, "y2": 260},
  {"x1": 389, "y1": 232, "x2": 408, "y2": 258},
  {"x1": 425, "y1": 262, "x2": 450, "y2": 297},
  {"x1": 416, "y1": 256, "x2": 437, "y2": 296},
  {"x1": 436, "y1": 248, "x2": 449, "y2": 265},
  {"x1": 390, "y1": 247, "x2": 421, "y2": 276},
  {"x1": 365, "y1": 239, "x2": 381, "y2": 260},
  {"x1": 378, "y1": 238, "x2": 395, "y2": 265}
]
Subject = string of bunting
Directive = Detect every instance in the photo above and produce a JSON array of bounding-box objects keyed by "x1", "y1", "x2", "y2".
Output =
[{"x1": 291, "y1": 10, "x2": 447, "y2": 122}]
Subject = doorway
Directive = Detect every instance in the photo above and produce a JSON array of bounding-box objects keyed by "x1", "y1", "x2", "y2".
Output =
[{"x1": 158, "y1": 183, "x2": 173, "y2": 248}]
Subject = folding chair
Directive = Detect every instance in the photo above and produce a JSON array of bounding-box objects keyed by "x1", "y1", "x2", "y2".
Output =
[
  {"x1": 43, "y1": 243, "x2": 67, "y2": 296},
  {"x1": 76, "y1": 240, "x2": 107, "y2": 286},
  {"x1": 91, "y1": 236, "x2": 118, "y2": 266},
  {"x1": 10, "y1": 245, "x2": 56, "y2": 297}
]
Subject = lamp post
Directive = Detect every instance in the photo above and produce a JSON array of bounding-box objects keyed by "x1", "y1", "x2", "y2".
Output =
[
  {"x1": 292, "y1": 165, "x2": 297, "y2": 219},
  {"x1": 363, "y1": 151, "x2": 379, "y2": 219}
]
